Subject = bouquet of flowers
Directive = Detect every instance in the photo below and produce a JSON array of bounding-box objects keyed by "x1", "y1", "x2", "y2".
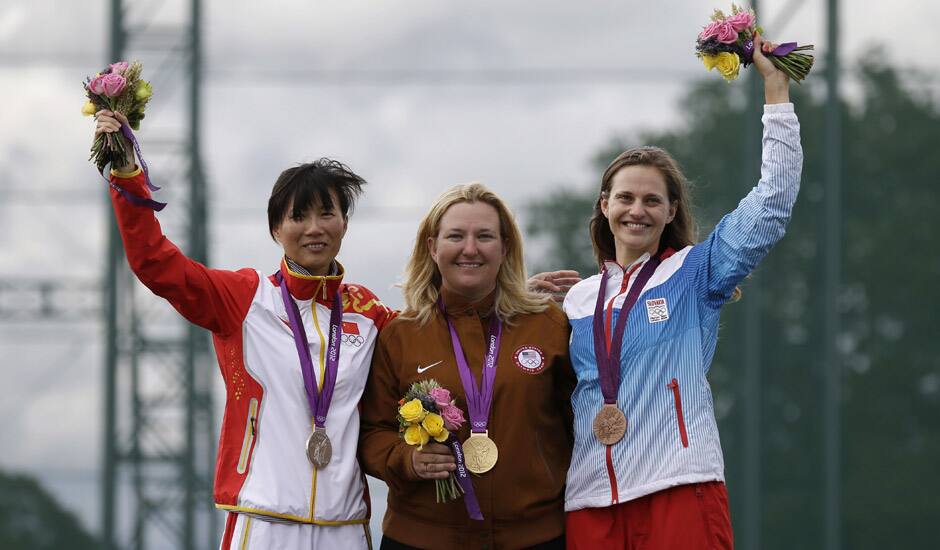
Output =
[
  {"x1": 81, "y1": 60, "x2": 153, "y2": 173},
  {"x1": 397, "y1": 379, "x2": 467, "y2": 503},
  {"x1": 695, "y1": 3, "x2": 814, "y2": 83}
]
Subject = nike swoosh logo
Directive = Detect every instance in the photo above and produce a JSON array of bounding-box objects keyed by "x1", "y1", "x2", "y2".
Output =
[{"x1": 416, "y1": 361, "x2": 443, "y2": 374}]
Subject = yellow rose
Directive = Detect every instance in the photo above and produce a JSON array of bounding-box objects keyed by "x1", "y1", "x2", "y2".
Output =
[
  {"x1": 421, "y1": 413, "x2": 445, "y2": 438},
  {"x1": 81, "y1": 101, "x2": 97, "y2": 117},
  {"x1": 701, "y1": 54, "x2": 719, "y2": 71},
  {"x1": 432, "y1": 427, "x2": 449, "y2": 443},
  {"x1": 714, "y1": 52, "x2": 741, "y2": 81},
  {"x1": 135, "y1": 80, "x2": 153, "y2": 101},
  {"x1": 404, "y1": 424, "x2": 430, "y2": 449},
  {"x1": 398, "y1": 398, "x2": 427, "y2": 423}
]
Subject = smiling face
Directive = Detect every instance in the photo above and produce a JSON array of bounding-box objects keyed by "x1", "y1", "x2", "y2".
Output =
[
  {"x1": 601, "y1": 164, "x2": 677, "y2": 266},
  {"x1": 272, "y1": 190, "x2": 348, "y2": 276},
  {"x1": 428, "y1": 201, "x2": 507, "y2": 303}
]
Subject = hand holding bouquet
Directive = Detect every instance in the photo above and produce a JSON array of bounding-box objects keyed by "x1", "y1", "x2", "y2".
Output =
[
  {"x1": 695, "y1": 3, "x2": 814, "y2": 83},
  {"x1": 83, "y1": 61, "x2": 164, "y2": 210},
  {"x1": 83, "y1": 61, "x2": 153, "y2": 172},
  {"x1": 397, "y1": 379, "x2": 482, "y2": 519}
]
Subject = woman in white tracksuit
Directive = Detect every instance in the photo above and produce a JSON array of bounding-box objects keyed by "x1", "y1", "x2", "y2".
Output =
[{"x1": 94, "y1": 110, "x2": 394, "y2": 548}]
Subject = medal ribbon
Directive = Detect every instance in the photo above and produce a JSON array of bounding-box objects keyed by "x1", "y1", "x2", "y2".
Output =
[
  {"x1": 277, "y1": 271, "x2": 342, "y2": 428},
  {"x1": 446, "y1": 434, "x2": 484, "y2": 520},
  {"x1": 439, "y1": 300, "x2": 502, "y2": 434},
  {"x1": 592, "y1": 256, "x2": 662, "y2": 404}
]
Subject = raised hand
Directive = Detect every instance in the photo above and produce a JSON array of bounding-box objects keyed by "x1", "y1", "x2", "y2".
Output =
[
  {"x1": 752, "y1": 34, "x2": 790, "y2": 104},
  {"x1": 94, "y1": 109, "x2": 136, "y2": 171}
]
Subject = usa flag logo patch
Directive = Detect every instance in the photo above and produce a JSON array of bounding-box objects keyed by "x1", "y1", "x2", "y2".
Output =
[{"x1": 645, "y1": 298, "x2": 669, "y2": 323}]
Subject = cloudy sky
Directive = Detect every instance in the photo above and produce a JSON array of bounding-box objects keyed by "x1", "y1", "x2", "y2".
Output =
[{"x1": 1, "y1": 0, "x2": 938, "y2": 545}]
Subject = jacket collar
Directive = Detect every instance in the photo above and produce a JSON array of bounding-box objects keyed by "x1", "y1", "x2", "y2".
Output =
[
  {"x1": 439, "y1": 285, "x2": 497, "y2": 318},
  {"x1": 602, "y1": 252, "x2": 651, "y2": 278},
  {"x1": 275, "y1": 257, "x2": 344, "y2": 302},
  {"x1": 601, "y1": 247, "x2": 676, "y2": 277}
]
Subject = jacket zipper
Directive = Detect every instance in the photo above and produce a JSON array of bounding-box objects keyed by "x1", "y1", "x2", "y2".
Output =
[
  {"x1": 667, "y1": 378, "x2": 689, "y2": 448},
  {"x1": 236, "y1": 397, "x2": 259, "y2": 474}
]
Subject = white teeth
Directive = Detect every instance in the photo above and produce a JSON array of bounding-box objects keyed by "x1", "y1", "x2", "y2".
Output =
[
  {"x1": 457, "y1": 263, "x2": 482, "y2": 268},
  {"x1": 625, "y1": 223, "x2": 647, "y2": 229}
]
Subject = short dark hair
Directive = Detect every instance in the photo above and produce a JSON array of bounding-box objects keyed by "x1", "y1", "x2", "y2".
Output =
[{"x1": 267, "y1": 158, "x2": 366, "y2": 239}]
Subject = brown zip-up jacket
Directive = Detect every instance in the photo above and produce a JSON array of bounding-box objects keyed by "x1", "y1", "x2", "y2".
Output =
[{"x1": 360, "y1": 288, "x2": 575, "y2": 549}]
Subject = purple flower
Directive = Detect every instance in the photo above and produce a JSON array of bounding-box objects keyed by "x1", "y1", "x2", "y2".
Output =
[
  {"x1": 428, "y1": 387, "x2": 452, "y2": 409},
  {"x1": 441, "y1": 405, "x2": 465, "y2": 431},
  {"x1": 100, "y1": 73, "x2": 126, "y2": 97},
  {"x1": 109, "y1": 61, "x2": 129, "y2": 75},
  {"x1": 88, "y1": 74, "x2": 106, "y2": 95}
]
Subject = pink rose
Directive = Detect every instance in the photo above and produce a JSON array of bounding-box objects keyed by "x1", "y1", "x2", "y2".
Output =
[
  {"x1": 699, "y1": 21, "x2": 722, "y2": 41},
  {"x1": 428, "y1": 387, "x2": 452, "y2": 409},
  {"x1": 726, "y1": 12, "x2": 756, "y2": 32},
  {"x1": 109, "y1": 61, "x2": 129, "y2": 75},
  {"x1": 715, "y1": 21, "x2": 739, "y2": 44},
  {"x1": 100, "y1": 73, "x2": 126, "y2": 97},
  {"x1": 88, "y1": 74, "x2": 107, "y2": 95},
  {"x1": 441, "y1": 405, "x2": 465, "y2": 431}
]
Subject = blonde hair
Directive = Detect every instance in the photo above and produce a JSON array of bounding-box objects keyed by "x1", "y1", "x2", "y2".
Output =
[{"x1": 400, "y1": 182, "x2": 551, "y2": 325}]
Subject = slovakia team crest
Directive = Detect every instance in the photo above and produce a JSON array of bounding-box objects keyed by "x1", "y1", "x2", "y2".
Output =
[
  {"x1": 512, "y1": 345, "x2": 546, "y2": 374},
  {"x1": 645, "y1": 297, "x2": 669, "y2": 323}
]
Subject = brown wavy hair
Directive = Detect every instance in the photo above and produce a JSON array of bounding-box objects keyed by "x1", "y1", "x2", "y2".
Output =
[
  {"x1": 400, "y1": 183, "x2": 551, "y2": 326},
  {"x1": 590, "y1": 146, "x2": 741, "y2": 301},
  {"x1": 590, "y1": 146, "x2": 697, "y2": 266}
]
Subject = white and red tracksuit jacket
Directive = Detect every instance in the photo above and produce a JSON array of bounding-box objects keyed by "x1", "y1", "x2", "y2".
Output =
[{"x1": 110, "y1": 169, "x2": 395, "y2": 525}]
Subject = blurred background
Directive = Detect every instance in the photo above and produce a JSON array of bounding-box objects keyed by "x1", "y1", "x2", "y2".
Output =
[{"x1": 1, "y1": 0, "x2": 938, "y2": 548}]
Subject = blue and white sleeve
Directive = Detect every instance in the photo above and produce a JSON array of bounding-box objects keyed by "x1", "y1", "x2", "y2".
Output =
[{"x1": 693, "y1": 103, "x2": 803, "y2": 308}]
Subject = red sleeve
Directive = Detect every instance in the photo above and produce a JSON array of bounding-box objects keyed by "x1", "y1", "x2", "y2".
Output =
[{"x1": 110, "y1": 170, "x2": 259, "y2": 335}]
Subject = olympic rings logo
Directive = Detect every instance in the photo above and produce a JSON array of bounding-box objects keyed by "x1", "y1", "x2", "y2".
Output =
[{"x1": 342, "y1": 334, "x2": 364, "y2": 347}]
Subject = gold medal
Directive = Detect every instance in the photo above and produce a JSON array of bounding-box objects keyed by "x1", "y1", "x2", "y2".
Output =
[
  {"x1": 462, "y1": 432, "x2": 498, "y2": 474},
  {"x1": 593, "y1": 404, "x2": 627, "y2": 445},
  {"x1": 306, "y1": 428, "x2": 332, "y2": 468}
]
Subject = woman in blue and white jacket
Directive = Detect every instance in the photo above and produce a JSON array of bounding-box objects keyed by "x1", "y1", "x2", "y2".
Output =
[{"x1": 563, "y1": 35, "x2": 801, "y2": 549}]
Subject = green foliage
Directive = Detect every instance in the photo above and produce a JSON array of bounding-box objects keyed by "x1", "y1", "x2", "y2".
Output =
[
  {"x1": 526, "y1": 189, "x2": 598, "y2": 276},
  {"x1": 0, "y1": 469, "x2": 99, "y2": 550},
  {"x1": 525, "y1": 60, "x2": 940, "y2": 547}
]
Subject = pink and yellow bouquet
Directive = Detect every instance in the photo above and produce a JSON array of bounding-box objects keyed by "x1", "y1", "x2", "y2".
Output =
[
  {"x1": 397, "y1": 379, "x2": 467, "y2": 503},
  {"x1": 81, "y1": 60, "x2": 153, "y2": 173},
  {"x1": 695, "y1": 4, "x2": 814, "y2": 83},
  {"x1": 82, "y1": 60, "x2": 164, "y2": 211}
]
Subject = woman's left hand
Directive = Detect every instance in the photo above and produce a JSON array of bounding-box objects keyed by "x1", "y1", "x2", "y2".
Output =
[
  {"x1": 411, "y1": 442, "x2": 456, "y2": 480},
  {"x1": 752, "y1": 33, "x2": 790, "y2": 104},
  {"x1": 528, "y1": 270, "x2": 581, "y2": 303}
]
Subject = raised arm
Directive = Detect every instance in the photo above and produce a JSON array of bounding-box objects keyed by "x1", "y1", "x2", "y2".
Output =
[
  {"x1": 694, "y1": 35, "x2": 803, "y2": 307},
  {"x1": 95, "y1": 110, "x2": 258, "y2": 334}
]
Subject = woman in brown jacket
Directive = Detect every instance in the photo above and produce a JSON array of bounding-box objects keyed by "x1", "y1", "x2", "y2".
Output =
[{"x1": 360, "y1": 183, "x2": 576, "y2": 549}]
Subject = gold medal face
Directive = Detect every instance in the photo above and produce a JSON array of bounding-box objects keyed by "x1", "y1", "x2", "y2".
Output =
[
  {"x1": 462, "y1": 434, "x2": 498, "y2": 474},
  {"x1": 593, "y1": 404, "x2": 627, "y2": 445},
  {"x1": 306, "y1": 429, "x2": 332, "y2": 468}
]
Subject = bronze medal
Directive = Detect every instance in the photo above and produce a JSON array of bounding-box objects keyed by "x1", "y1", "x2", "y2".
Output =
[
  {"x1": 306, "y1": 428, "x2": 332, "y2": 468},
  {"x1": 593, "y1": 404, "x2": 627, "y2": 445},
  {"x1": 462, "y1": 433, "x2": 498, "y2": 474}
]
